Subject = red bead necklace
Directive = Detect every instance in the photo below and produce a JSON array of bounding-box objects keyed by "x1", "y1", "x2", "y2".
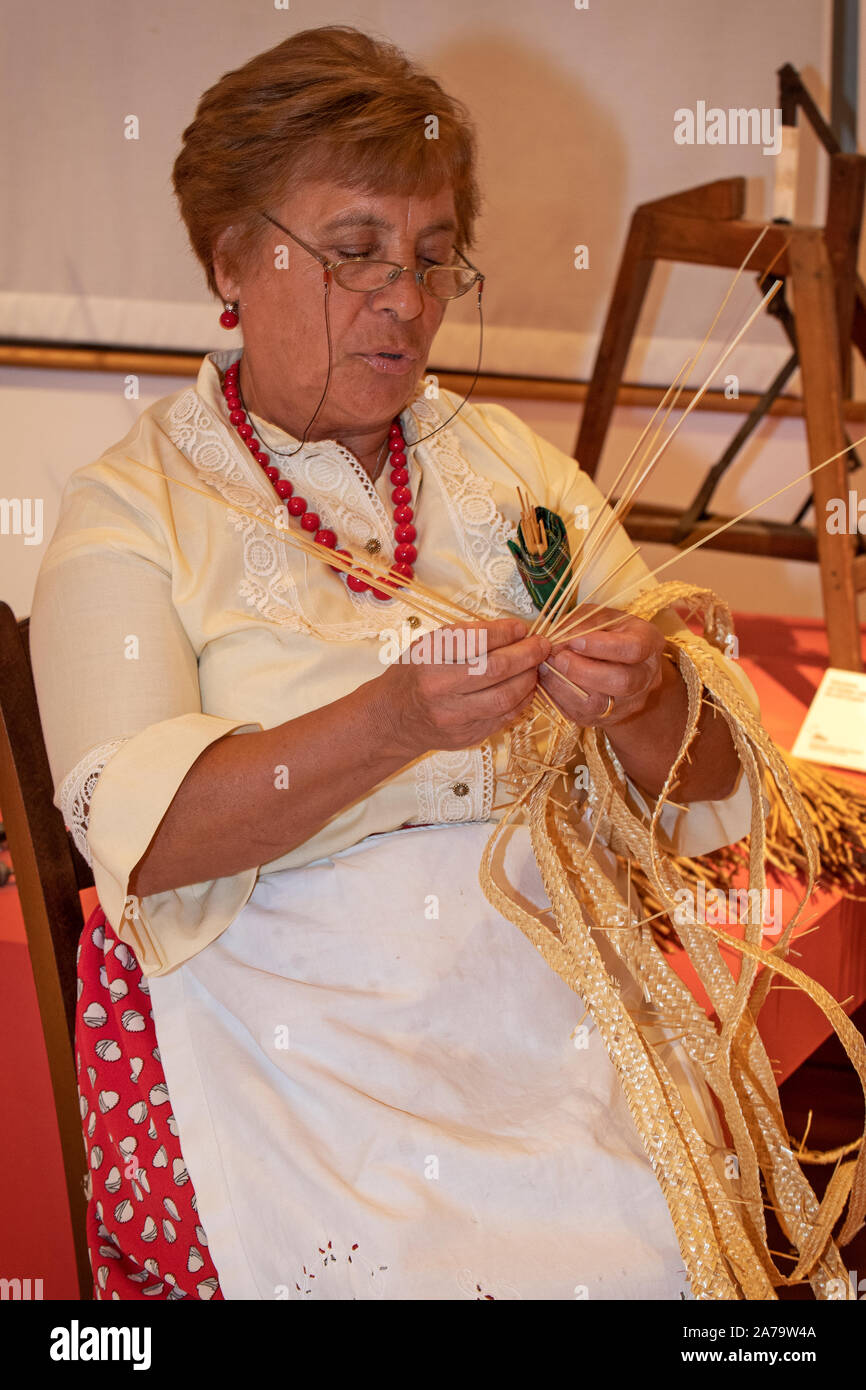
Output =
[{"x1": 220, "y1": 359, "x2": 418, "y2": 601}]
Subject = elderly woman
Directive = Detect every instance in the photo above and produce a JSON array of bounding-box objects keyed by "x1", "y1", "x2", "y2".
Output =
[{"x1": 31, "y1": 25, "x2": 759, "y2": 1301}]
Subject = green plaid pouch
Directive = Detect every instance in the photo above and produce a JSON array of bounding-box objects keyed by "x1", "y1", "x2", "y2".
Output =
[{"x1": 507, "y1": 506, "x2": 576, "y2": 619}]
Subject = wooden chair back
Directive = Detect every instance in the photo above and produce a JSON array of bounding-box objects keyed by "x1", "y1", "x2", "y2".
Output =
[{"x1": 0, "y1": 600, "x2": 93, "y2": 1298}]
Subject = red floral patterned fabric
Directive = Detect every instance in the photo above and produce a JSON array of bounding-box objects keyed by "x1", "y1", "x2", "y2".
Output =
[{"x1": 76, "y1": 904, "x2": 224, "y2": 1300}]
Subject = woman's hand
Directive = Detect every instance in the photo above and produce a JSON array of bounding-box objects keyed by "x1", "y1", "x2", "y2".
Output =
[
  {"x1": 377, "y1": 618, "x2": 552, "y2": 759},
  {"x1": 537, "y1": 605, "x2": 665, "y2": 728},
  {"x1": 536, "y1": 604, "x2": 741, "y2": 801}
]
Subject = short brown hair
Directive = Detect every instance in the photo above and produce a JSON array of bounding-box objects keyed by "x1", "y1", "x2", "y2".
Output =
[{"x1": 172, "y1": 25, "x2": 481, "y2": 300}]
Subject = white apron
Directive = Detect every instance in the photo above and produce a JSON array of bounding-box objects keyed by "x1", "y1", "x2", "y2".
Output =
[{"x1": 147, "y1": 820, "x2": 726, "y2": 1300}]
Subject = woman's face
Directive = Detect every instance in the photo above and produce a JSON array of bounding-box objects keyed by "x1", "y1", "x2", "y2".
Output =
[{"x1": 216, "y1": 180, "x2": 459, "y2": 443}]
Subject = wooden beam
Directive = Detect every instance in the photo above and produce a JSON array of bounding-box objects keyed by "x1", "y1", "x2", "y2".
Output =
[
  {"x1": 640, "y1": 177, "x2": 746, "y2": 221},
  {"x1": 0, "y1": 344, "x2": 208, "y2": 377},
  {"x1": 574, "y1": 212, "x2": 654, "y2": 478},
  {"x1": 643, "y1": 215, "x2": 793, "y2": 275},
  {"x1": 790, "y1": 230, "x2": 862, "y2": 671},
  {"x1": 824, "y1": 153, "x2": 866, "y2": 394},
  {"x1": 622, "y1": 501, "x2": 820, "y2": 561}
]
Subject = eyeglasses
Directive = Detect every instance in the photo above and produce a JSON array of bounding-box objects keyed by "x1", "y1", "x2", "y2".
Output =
[{"x1": 260, "y1": 212, "x2": 484, "y2": 301}]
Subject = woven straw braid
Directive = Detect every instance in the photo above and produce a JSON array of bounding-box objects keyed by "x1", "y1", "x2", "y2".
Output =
[{"x1": 478, "y1": 580, "x2": 864, "y2": 1298}]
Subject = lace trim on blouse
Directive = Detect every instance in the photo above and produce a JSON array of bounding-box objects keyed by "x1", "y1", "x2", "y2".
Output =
[
  {"x1": 57, "y1": 738, "x2": 130, "y2": 866},
  {"x1": 402, "y1": 399, "x2": 535, "y2": 621},
  {"x1": 407, "y1": 743, "x2": 495, "y2": 825},
  {"x1": 165, "y1": 378, "x2": 534, "y2": 639},
  {"x1": 164, "y1": 390, "x2": 419, "y2": 641}
]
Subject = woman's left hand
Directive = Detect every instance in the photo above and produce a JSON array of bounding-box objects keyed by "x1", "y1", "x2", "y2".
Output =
[{"x1": 537, "y1": 605, "x2": 666, "y2": 728}]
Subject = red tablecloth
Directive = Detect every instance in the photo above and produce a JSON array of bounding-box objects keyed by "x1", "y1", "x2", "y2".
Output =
[{"x1": 666, "y1": 613, "x2": 866, "y2": 1081}]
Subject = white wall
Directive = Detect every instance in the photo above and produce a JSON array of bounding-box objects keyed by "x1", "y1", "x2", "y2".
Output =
[{"x1": 2, "y1": 0, "x2": 833, "y2": 383}]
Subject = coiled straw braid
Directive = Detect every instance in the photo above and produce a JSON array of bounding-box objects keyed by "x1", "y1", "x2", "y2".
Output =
[{"x1": 481, "y1": 578, "x2": 865, "y2": 1299}]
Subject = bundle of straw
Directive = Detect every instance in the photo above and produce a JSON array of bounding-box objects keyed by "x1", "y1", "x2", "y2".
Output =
[
  {"x1": 626, "y1": 747, "x2": 866, "y2": 955},
  {"x1": 477, "y1": 560, "x2": 866, "y2": 1287}
]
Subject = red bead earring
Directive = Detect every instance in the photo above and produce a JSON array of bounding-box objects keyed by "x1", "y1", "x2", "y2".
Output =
[{"x1": 219, "y1": 301, "x2": 239, "y2": 329}]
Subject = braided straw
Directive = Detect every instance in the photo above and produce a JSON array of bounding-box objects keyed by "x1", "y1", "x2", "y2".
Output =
[{"x1": 479, "y1": 579, "x2": 866, "y2": 1299}]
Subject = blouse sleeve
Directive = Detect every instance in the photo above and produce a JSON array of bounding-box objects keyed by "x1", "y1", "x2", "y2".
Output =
[
  {"x1": 599, "y1": 637, "x2": 763, "y2": 859},
  {"x1": 29, "y1": 462, "x2": 263, "y2": 976},
  {"x1": 471, "y1": 401, "x2": 763, "y2": 858}
]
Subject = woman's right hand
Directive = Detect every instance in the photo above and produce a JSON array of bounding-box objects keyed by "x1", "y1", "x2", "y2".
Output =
[{"x1": 374, "y1": 618, "x2": 552, "y2": 759}]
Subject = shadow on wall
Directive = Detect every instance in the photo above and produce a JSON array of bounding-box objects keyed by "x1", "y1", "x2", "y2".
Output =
[{"x1": 427, "y1": 30, "x2": 627, "y2": 353}]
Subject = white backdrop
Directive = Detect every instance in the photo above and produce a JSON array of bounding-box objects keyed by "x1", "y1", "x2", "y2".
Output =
[{"x1": 1, "y1": 0, "x2": 839, "y2": 385}]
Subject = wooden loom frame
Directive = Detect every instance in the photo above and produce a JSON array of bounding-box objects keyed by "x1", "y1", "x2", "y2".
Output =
[{"x1": 575, "y1": 65, "x2": 866, "y2": 673}]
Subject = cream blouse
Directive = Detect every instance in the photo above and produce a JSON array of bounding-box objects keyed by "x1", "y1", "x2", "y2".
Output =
[{"x1": 29, "y1": 348, "x2": 758, "y2": 976}]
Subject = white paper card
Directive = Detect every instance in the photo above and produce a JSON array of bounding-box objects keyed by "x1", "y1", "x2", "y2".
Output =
[{"x1": 791, "y1": 667, "x2": 866, "y2": 772}]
